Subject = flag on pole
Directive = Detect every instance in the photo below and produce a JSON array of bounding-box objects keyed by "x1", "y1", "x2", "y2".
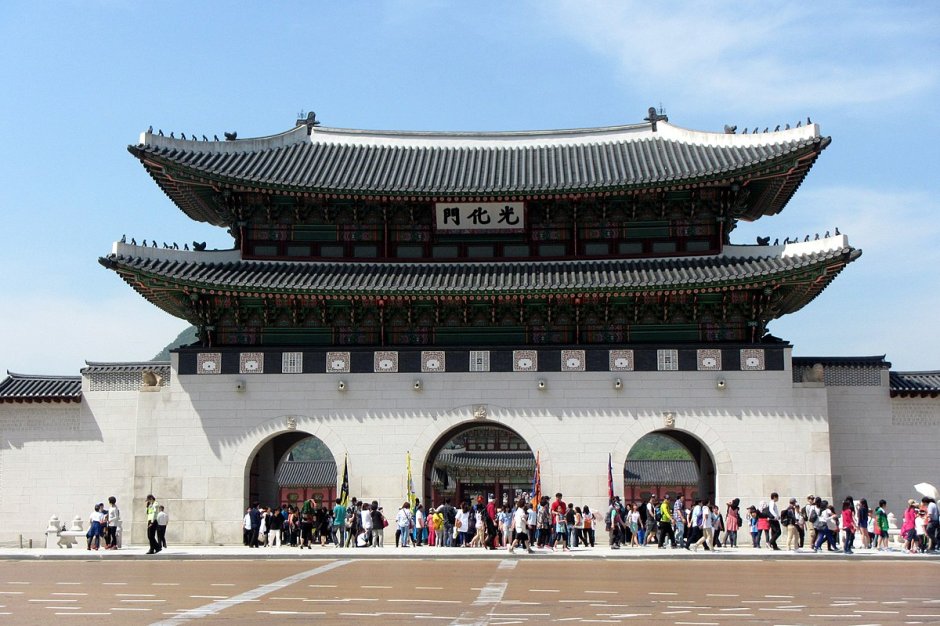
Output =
[
  {"x1": 339, "y1": 454, "x2": 350, "y2": 506},
  {"x1": 530, "y1": 451, "x2": 541, "y2": 508},
  {"x1": 406, "y1": 451, "x2": 417, "y2": 509},
  {"x1": 607, "y1": 453, "x2": 614, "y2": 501}
]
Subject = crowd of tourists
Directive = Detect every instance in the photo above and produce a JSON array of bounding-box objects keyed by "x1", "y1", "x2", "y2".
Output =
[
  {"x1": 239, "y1": 490, "x2": 939, "y2": 555},
  {"x1": 604, "y1": 492, "x2": 940, "y2": 554}
]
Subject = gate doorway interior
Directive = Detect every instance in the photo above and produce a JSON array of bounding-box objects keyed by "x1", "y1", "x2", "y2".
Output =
[
  {"x1": 624, "y1": 430, "x2": 716, "y2": 504},
  {"x1": 247, "y1": 432, "x2": 336, "y2": 509},
  {"x1": 424, "y1": 423, "x2": 536, "y2": 507}
]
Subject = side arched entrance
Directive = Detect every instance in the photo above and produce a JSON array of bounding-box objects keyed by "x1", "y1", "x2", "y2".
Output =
[
  {"x1": 246, "y1": 432, "x2": 338, "y2": 509},
  {"x1": 423, "y1": 422, "x2": 536, "y2": 507}
]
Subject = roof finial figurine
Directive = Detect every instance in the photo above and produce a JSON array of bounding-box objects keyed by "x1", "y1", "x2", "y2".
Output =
[
  {"x1": 163, "y1": 242, "x2": 169, "y2": 248},
  {"x1": 644, "y1": 106, "x2": 668, "y2": 132},
  {"x1": 158, "y1": 129, "x2": 164, "y2": 136},
  {"x1": 172, "y1": 242, "x2": 179, "y2": 250},
  {"x1": 224, "y1": 131, "x2": 237, "y2": 141},
  {"x1": 756, "y1": 236, "x2": 770, "y2": 246},
  {"x1": 152, "y1": 240, "x2": 158, "y2": 248},
  {"x1": 824, "y1": 230, "x2": 830, "y2": 238},
  {"x1": 180, "y1": 132, "x2": 186, "y2": 140},
  {"x1": 723, "y1": 124, "x2": 737, "y2": 134},
  {"x1": 213, "y1": 134, "x2": 220, "y2": 141},
  {"x1": 835, "y1": 227, "x2": 840, "y2": 235},
  {"x1": 130, "y1": 237, "x2": 136, "y2": 245},
  {"x1": 202, "y1": 135, "x2": 208, "y2": 142},
  {"x1": 804, "y1": 235, "x2": 810, "y2": 242},
  {"x1": 796, "y1": 120, "x2": 801, "y2": 128},
  {"x1": 814, "y1": 233, "x2": 819, "y2": 240},
  {"x1": 299, "y1": 111, "x2": 321, "y2": 135},
  {"x1": 785, "y1": 123, "x2": 790, "y2": 130},
  {"x1": 774, "y1": 125, "x2": 780, "y2": 131},
  {"x1": 142, "y1": 239, "x2": 147, "y2": 247},
  {"x1": 169, "y1": 132, "x2": 174, "y2": 139},
  {"x1": 783, "y1": 237, "x2": 790, "y2": 244},
  {"x1": 193, "y1": 241, "x2": 207, "y2": 251},
  {"x1": 120, "y1": 234, "x2": 126, "y2": 243},
  {"x1": 183, "y1": 243, "x2": 190, "y2": 251},
  {"x1": 763, "y1": 127, "x2": 769, "y2": 133},
  {"x1": 807, "y1": 116, "x2": 812, "y2": 125},
  {"x1": 147, "y1": 125, "x2": 153, "y2": 134},
  {"x1": 772, "y1": 238, "x2": 779, "y2": 246}
]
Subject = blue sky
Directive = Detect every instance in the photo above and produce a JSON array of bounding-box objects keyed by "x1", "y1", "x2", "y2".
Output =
[{"x1": 1, "y1": 1, "x2": 937, "y2": 376}]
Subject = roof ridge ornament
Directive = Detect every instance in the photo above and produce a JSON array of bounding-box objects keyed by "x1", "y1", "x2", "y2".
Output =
[
  {"x1": 644, "y1": 105, "x2": 668, "y2": 132},
  {"x1": 297, "y1": 110, "x2": 321, "y2": 136}
]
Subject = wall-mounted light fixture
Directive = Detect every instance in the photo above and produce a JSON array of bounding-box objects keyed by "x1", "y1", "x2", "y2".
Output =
[
  {"x1": 614, "y1": 378, "x2": 622, "y2": 390},
  {"x1": 337, "y1": 380, "x2": 347, "y2": 392},
  {"x1": 413, "y1": 379, "x2": 422, "y2": 391},
  {"x1": 537, "y1": 379, "x2": 546, "y2": 390},
  {"x1": 717, "y1": 378, "x2": 726, "y2": 390}
]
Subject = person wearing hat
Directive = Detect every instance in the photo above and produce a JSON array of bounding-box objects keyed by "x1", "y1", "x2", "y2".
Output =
[
  {"x1": 145, "y1": 494, "x2": 161, "y2": 554},
  {"x1": 781, "y1": 498, "x2": 801, "y2": 551}
]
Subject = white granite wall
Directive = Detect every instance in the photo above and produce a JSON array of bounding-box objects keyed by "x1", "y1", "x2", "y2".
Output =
[
  {"x1": 827, "y1": 371, "x2": 940, "y2": 518},
  {"x1": 1, "y1": 350, "x2": 841, "y2": 546}
]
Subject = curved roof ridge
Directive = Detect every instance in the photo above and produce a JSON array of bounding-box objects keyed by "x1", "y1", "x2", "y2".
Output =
[
  {"x1": 135, "y1": 120, "x2": 821, "y2": 152},
  {"x1": 5, "y1": 371, "x2": 81, "y2": 380}
]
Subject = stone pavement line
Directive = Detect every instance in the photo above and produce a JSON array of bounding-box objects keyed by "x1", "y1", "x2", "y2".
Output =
[
  {"x1": 149, "y1": 559, "x2": 351, "y2": 626},
  {"x1": 450, "y1": 559, "x2": 512, "y2": 626}
]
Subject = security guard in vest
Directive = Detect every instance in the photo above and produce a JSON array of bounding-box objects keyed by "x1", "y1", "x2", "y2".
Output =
[{"x1": 145, "y1": 494, "x2": 161, "y2": 554}]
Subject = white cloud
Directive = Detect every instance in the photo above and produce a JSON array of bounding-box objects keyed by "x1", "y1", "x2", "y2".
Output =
[
  {"x1": 0, "y1": 293, "x2": 190, "y2": 376},
  {"x1": 537, "y1": 1, "x2": 937, "y2": 114}
]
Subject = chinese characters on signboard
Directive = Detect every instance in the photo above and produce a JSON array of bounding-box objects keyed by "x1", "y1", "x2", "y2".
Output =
[{"x1": 434, "y1": 202, "x2": 525, "y2": 233}]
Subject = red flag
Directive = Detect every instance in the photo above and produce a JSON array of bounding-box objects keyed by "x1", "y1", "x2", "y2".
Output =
[{"x1": 607, "y1": 453, "x2": 614, "y2": 501}]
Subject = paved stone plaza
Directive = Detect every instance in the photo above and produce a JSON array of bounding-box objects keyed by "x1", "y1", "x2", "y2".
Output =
[{"x1": 0, "y1": 556, "x2": 937, "y2": 624}]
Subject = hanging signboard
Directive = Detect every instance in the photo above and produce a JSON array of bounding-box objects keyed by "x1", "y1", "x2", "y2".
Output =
[{"x1": 434, "y1": 202, "x2": 525, "y2": 233}]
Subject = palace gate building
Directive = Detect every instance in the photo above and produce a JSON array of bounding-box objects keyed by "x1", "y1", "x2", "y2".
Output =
[{"x1": 1, "y1": 111, "x2": 938, "y2": 545}]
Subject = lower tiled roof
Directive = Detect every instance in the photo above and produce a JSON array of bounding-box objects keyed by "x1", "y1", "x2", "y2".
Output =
[
  {"x1": 101, "y1": 245, "x2": 860, "y2": 299},
  {"x1": 0, "y1": 373, "x2": 82, "y2": 403},
  {"x1": 890, "y1": 371, "x2": 940, "y2": 398},
  {"x1": 276, "y1": 460, "x2": 337, "y2": 487},
  {"x1": 81, "y1": 361, "x2": 171, "y2": 374},
  {"x1": 624, "y1": 460, "x2": 698, "y2": 484}
]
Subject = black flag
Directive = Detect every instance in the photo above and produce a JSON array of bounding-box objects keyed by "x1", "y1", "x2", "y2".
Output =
[{"x1": 339, "y1": 455, "x2": 349, "y2": 506}]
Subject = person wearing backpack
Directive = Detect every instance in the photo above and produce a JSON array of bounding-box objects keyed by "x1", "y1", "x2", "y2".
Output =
[{"x1": 781, "y1": 498, "x2": 799, "y2": 551}]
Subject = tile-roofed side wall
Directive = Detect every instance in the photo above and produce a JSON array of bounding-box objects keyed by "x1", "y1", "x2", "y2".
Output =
[
  {"x1": 890, "y1": 371, "x2": 940, "y2": 397},
  {"x1": 0, "y1": 373, "x2": 82, "y2": 403},
  {"x1": 275, "y1": 460, "x2": 338, "y2": 487},
  {"x1": 624, "y1": 460, "x2": 699, "y2": 484}
]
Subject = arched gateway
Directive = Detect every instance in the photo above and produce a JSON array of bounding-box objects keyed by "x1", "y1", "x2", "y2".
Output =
[
  {"x1": 624, "y1": 431, "x2": 716, "y2": 504},
  {"x1": 245, "y1": 432, "x2": 337, "y2": 509},
  {"x1": 423, "y1": 423, "x2": 536, "y2": 507}
]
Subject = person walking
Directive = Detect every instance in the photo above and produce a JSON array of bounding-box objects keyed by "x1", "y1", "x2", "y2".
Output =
[
  {"x1": 509, "y1": 501, "x2": 533, "y2": 554},
  {"x1": 657, "y1": 494, "x2": 675, "y2": 549},
  {"x1": 396, "y1": 502, "x2": 412, "y2": 547},
  {"x1": 86, "y1": 503, "x2": 103, "y2": 551},
  {"x1": 156, "y1": 505, "x2": 169, "y2": 549},
  {"x1": 145, "y1": 494, "x2": 161, "y2": 554},
  {"x1": 767, "y1": 493, "x2": 782, "y2": 550},
  {"x1": 841, "y1": 498, "x2": 856, "y2": 554}
]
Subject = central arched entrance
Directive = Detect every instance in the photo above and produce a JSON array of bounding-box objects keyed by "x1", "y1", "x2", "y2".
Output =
[
  {"x1": 423, "y1": 423, "x2": 536, "y2": 507},
  {"x1": 624, "y1": 430, "x2": 716, "y2": 504},
  {"x1": 246, "y1": 432, "x2": 337, "y2": 509}
]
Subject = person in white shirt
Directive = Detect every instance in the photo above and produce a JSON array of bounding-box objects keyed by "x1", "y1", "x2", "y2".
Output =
[
  {"x1": 243, "y1": 508, "x2": 252, "y2": 546},
  {"x1": 509, "y1": 502, "x2": 533, "y2": 553},
  {"x1": 156, "y1": 505, "x2": 169, "y2": 549},
  {"x1": 396, "y1": 502, "x2": 413, "y2": 547},
  {"x1": 360, "y1": 502, "x2": 374, "y2": 547},
  {"x1": 456, "y1": 503, "x2": 471, "y2": 546}
]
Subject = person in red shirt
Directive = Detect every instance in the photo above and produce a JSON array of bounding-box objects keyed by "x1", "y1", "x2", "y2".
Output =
[{"x1": 550, "y1": 493, "x2": 567, "y2": 549}]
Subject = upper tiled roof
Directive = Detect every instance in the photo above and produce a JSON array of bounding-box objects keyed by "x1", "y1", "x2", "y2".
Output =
[
  {"x1": 100, "y1": 236, "x2": 859, "y2": 312},
  {"x1": 890, "y1": 371, "x2": 940, "y2": 398},
  {"x1": 624, "y1": 459, "x2": 699, "y2": 484},
  {"x1": 276, "y1": 460, "x2": 337, "y2": 487},
  {"x1": 130, "y1": 120, "x2": 829, "y2": 225},
  {"x1": 0, "y1": 373, "x2": 82, "y2": 403}
]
